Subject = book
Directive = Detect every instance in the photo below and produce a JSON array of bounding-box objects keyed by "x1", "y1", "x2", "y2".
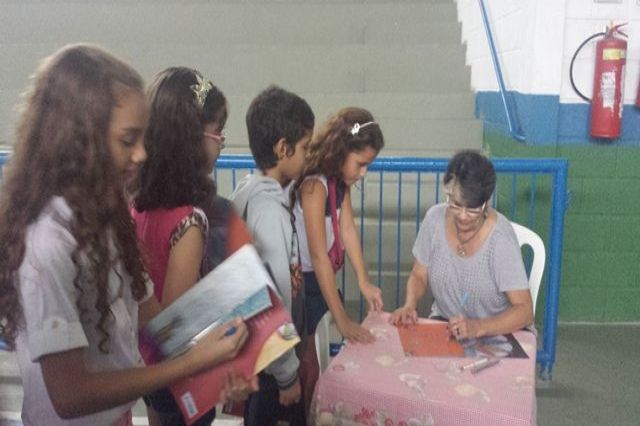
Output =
[
  {"x1": 398, "y1": 322, "x2": 528, "y2": 359},
  {"x1": 140, "y1": 244, "x2": 300, "y2": 424},
  {"x1": 398, "y1": 323, "x2": 465, "y2": 357},
  {"x1": 142, "y1": 245, "x2": 277, "y2": 359}
]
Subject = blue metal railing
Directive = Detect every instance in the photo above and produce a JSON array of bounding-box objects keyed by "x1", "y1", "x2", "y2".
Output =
[
  {"x1": 0, "y1": 153, "x2": 568, "y2": 380},
  {"x1": 478, "y1": 0, "x2": 525, "y2": 142}
]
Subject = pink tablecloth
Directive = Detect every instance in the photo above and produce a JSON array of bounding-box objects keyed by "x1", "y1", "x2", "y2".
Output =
[{"x1": 311, "y1": 312, "x2": 537, "y2": 426}]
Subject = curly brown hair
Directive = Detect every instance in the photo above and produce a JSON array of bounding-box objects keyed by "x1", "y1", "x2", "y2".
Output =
[
  {"x1": 134, "y1": 67, "x2": 224, "y2": 211},
  {"x1": 293, "y1": 107, "x2": 384, "y2": 202},
  {"x1": 0, "y1": 44, "x2": 148, "y2": 351}
]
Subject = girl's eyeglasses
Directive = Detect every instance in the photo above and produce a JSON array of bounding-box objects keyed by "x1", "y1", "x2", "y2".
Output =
[
  {"x1": 203, "y1": 131, "x2": 226, "y2": 150},
  {"x1": 446, "y1": 195, "x2": 486, "y2": 218}
]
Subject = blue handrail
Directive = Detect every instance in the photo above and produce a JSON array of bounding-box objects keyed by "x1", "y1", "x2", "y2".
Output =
[{"x1": 478, "y1": 0, "x2": 525, "y2": 142}]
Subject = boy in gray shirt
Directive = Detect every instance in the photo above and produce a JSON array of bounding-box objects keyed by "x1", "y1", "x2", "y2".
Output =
[{"x1": 230, "y1": 86, "x2": 314, "y2": 425}]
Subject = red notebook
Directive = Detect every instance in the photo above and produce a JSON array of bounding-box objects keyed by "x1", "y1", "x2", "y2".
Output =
[
  {"x1": 397, "y1": 322, "x2": 465, "y2": 357},
  {"x1": 170, "y1": 288, "x2": 299, "y2": 424},
  {"x1": 139, "y1": 245, "x2": 300, "y2": 425}
]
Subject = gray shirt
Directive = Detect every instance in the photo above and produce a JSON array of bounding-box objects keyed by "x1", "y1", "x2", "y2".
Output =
[
  {"x1": 412, "y1": 203, "x2": 529, "y2": 320},
  {"x1": 230, "y1": 173, "x2": 301, "y2": 388}
]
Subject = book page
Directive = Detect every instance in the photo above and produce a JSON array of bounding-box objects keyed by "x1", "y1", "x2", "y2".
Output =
[{"x1": 143, "y1": 244, "x2": 276, "y2": 358}]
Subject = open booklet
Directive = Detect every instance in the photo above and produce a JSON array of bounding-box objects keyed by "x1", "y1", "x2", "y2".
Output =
[
  {"x1": 397, "y1": 322, "x2": 528, "y2": 359},
  {"x1": 140, "y1": 244, "x2": 300, "y2": 425}
]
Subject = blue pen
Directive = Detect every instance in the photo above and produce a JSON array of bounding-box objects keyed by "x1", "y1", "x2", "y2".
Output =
[
  {"x1": 460, "y1": 292, "x2": 469, "y2": 313},
  {"x1": 452, "y1": 292, "x2": 469, "y2": 340}
]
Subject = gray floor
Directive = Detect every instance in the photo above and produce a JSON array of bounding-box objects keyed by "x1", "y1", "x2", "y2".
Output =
[
  {"x1": 2, "y1": 323, "x2": 640, "y2": 425},
  {"x1": 535, "y1": 323, "x2": 640, "y2": 426}
]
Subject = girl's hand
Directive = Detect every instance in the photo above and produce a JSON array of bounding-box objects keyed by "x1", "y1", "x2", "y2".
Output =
[
  {"x1": 219, "y1": 371, "x2": 259, "y2": 404},
  {"x1": 360, "y1": 281, "x2": 384, "y2": 312},
  {"x1": 448, "y1": 316, "x2": 480, "y2": 340},
  {"x1": 279, "y1": 376, "x2": 302, "y2": 407},
  {"x1": 189, "y1": 318, "x2": 248, "y2": 371},
  {"x1": 336, "y1": 317, "x2": 375, "y2": 344},
  {"x1": 389, "y1": 306, "x2": 418, "y2": 326}
]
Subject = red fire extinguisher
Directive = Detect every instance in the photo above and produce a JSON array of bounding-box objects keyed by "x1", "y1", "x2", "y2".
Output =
[{"x1": 570, "y1": 23, "x2": 628, "y2": 139}]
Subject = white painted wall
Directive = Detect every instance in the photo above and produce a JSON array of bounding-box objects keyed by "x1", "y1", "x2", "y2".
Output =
[
  {"x1": 562, "y1": 0, "x2": 639, "y2": 103},
  {"x1": 457, "y1": 0, "x2": 639, "y2": 104}
]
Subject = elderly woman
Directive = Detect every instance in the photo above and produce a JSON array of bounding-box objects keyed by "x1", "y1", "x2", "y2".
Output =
[{"x1": 390, "y1": 150, "x2": 533, "y2": 338}]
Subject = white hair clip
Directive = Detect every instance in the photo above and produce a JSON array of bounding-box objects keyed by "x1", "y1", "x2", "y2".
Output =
[
  {"x1": 350, "y1": 121, "x2": 377, "y2": 136},
  {"x1": 190, "y1": 75, "x2": 214, "y2": 108}
]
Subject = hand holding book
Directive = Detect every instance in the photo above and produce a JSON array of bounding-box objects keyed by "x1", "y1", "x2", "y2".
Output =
[
  {"x1": 141, "y1": 245, "x2": 300, "y2": 424},
  {"x1": 185, "y1": 318, "x2": 248, "y2": 372}
]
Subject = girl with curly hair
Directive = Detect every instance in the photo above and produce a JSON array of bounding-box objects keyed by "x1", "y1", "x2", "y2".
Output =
[
  {"x1": 0, "y1": 45, "x2": 247, "y2": 425},
  {"x1": 291, "y1": 107, "x2": 385, "y2": 407}
]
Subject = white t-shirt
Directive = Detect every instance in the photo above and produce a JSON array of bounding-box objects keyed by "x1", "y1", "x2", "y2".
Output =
[
  {"x1": 292, "y1": 175, "x2": 342, "y2": 272},
  {"x1": 15, "y1": 196, "x2": 152, "y2": 426}
]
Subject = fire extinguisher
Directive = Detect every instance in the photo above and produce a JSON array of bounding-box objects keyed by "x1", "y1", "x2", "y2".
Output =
[{"x1": 570, "y1": 23, "x2": 627, "y2": 139}]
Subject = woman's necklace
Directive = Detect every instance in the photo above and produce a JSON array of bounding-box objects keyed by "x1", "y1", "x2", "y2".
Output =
[{"x1": 454, "y1": 218, "x2": 485, "y2": 257}]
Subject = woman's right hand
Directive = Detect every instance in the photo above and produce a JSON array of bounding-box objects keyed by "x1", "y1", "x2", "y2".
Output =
[
  {"x1": 189, "y1": 318, "x2": 248, "y2": 371},
  {"x1": 389, "y1": 306, "x2": 418, "y2": 326},
  {"x1": 336, "y1": 317, "x2": 375, "y2": 344}
]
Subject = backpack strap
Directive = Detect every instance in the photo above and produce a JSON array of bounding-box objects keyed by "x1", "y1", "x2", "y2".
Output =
[
  {"x1": 328, "y1": 178, "x2": 343, "y2": 252},
  {"x1": 327, "y1": 177, "x2": 345, "y2": 272},
  {"x1": 200, "y1": 195, "x2": 233, "y2": 274}
]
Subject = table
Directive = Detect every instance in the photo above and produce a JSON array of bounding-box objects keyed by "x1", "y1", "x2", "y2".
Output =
[{"x1": 310, "y1": 312, "x2": 537, "y2": 426}]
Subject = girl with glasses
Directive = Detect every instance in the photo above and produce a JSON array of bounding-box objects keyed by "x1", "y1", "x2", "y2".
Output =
[{"x1": 132, "y1": 67, "x2": 257, "y2": 426}]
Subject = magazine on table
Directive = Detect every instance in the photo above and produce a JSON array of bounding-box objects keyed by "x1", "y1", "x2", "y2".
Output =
[{"x1": 141, "y1": 244, "x2": 300, "y2": 424}]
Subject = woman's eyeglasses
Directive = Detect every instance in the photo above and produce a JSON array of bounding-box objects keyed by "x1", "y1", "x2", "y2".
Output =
[
  {"x1": 203, "y1": 131, "x2": 226, "y2": 150},
  {"x1": 446, "y1": 195, "x2": 486, "y2": 218}
]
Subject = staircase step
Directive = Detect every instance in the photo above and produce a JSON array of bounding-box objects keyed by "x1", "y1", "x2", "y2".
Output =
[
  {"x1": 0, "y1": 43, "x2": 468, "y2": 94},
  {"x1": 1, "y1": 3, "x2": 457, "y2": 45},
  {"x1": 228, "y1": 92, "x2": 477, "y2": 121}
]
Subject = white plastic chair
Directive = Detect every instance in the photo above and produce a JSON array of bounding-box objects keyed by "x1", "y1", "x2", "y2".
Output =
[
  {"x1": 314, "y1": 311, "x2": 333, "y2": 373},
  {"x1": 511, "y1": 221, "x2": 545, "y2": 313}
]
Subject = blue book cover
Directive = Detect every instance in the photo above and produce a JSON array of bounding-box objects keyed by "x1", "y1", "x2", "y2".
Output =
[{"x1": 143, "y1": 244, "x2": 276, "y2": 359}]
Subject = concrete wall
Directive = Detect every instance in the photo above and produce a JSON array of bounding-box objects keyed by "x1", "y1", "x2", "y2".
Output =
[{"x1": 0, "y1": 0, "x2": 481, "y2": 156}]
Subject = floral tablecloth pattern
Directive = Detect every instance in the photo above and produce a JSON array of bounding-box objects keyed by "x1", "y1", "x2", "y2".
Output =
[{"x1": 311, "y1": 312, "x2": 536, "y2": 426}]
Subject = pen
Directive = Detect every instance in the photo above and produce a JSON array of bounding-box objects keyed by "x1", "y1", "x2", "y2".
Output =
[
  {"x1": 452, "y1": 291, "x2": 469, "y2": 340},
  {"x1": 460, "y1": 356, "x2": 490, "y2": 371},
  {"x1": 470, "y1": 357, "x2": 499, "y2": 374},
  {"x1": 460, "y1": 292, "x2": 469, "y2": 311}
]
